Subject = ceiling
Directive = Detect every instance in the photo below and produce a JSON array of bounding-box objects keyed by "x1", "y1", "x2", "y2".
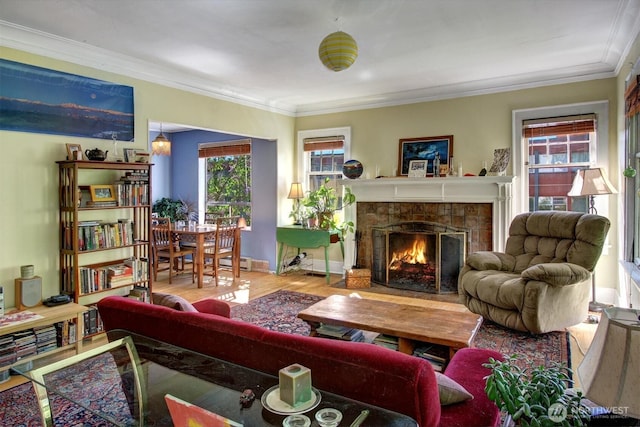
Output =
[{"x1": 1, "y1": 0, "x2": 640, "y2": 117}]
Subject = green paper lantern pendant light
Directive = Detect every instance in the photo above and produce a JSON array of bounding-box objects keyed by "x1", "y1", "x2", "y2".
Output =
[{"x1": 318, "y1": 30, "x2": 358, "y2": 71}]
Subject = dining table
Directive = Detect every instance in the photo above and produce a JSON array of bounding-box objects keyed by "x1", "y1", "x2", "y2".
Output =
[{"x1": 171, "y1": 224, "x2": 239, "y2": 288}]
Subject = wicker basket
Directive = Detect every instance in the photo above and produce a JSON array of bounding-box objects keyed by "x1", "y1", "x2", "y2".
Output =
[{"x1": 345, "y1": 268, "x2": 371, "y2": 289}]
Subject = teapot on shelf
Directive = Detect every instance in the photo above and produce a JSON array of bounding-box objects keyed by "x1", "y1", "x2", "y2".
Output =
[{"x1": 84, "y1": 148, "x2": 108, "y2": 161}]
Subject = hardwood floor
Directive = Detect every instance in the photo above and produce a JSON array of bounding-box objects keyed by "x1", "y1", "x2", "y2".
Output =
[
  {"x1": 152, "y1": 268, "x2": 465, "y2": 311},
  {"x1": 153, "y1": 267, "x2": 596, "y2": 387}
]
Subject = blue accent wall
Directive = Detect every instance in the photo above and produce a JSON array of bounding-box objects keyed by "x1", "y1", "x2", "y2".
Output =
[{"x1": 151, "y1": 129, "x2": 277, "y2": 269}]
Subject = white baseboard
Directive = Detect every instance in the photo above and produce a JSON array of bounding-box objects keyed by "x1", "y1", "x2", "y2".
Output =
[{"x1": 219, "y1": 256, "x2": 252, "y2": 271}]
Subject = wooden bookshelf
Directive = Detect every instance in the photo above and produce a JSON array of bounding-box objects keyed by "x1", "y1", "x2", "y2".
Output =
[
  {"x1": 0, "y1": 303, "x2": 88, "y2": 390},
  {"x1": 57, "y1": 161, "x2": 153, "y2": 339}
]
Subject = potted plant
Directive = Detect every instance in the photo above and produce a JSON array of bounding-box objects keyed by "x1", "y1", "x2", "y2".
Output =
[
  {"x1": 152, "y1": 197, "x2": 195, "y2": 222},
  {"x1": 301, "y1": 177, "x2": 356, "y2": 236},
  {"x1": 484, "y1": 355, "x2": 591, "y2": 427}
]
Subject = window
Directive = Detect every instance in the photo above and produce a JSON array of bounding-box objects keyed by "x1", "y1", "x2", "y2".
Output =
[
  {"x1": 297, "y1": 127, "x2": 351, "y2": 209},
  {"x1": 625, "y1": 72, "x2": 640, "y2": 263},
  {"x1": 198, "y1": 140, "x2": 251, "y2": 225},
  {"x1": 523, "y1": 115, "x2": 596, "y2": 212},
  {"x1": 305, "y1": 136, "x2": 345, "y2": 203}
]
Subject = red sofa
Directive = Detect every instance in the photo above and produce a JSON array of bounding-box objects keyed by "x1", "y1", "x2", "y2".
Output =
[{"x1": 97, "y1": 296, "x2": 502, "y2": 427}]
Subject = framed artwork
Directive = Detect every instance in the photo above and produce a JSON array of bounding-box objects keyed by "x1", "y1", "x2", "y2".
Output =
[
  {"x1": 488, "y1": 148, "x2": 511, "y2": 175},
  {"x1": 0, "y1": 59, "x2": 134, "y2": 141},
  {"x1": 89, "y1": 185, "x2": 116, "y2": 202},
  {"x1": 408, "y1": 160, "x2": 427, "y2": 177},
  {"x1": 135, "y1": 151, "x2": 150, "y2": 163},
  {"x1": 65, "y1": 143, "x2": 83, "y2": 160},
  {"x1": 123, "y1": 148, "x2": 137, "y2": 163},
  {"x1": 398, "y1": 135, "x2": 453, "y2": 176}
]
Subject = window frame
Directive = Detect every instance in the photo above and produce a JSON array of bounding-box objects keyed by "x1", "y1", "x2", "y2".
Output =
[
  {"x1": 512, "y1": 101, "x2": 609, "y2": 216},
  {"x1": 198, "y1": 139, "x2": 252, "y2": 226},
  {"x1": 297, "y1": 126, "x2": 352, "y2": 204}
]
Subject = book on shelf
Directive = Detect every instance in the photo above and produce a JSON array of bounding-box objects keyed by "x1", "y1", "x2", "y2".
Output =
[
  {"x1": 316, "y1": 324, "x2": 365, "y2": 342},
  {"x1": 128, "y1": 285, "x2": 150, "y2": 302},
  {"x1": 55, "y1": 320, "x2": 70, "y2": 346},
  {"x1": 372, "y1": 334, "x2": 399, "y2": 350},
  {"x1": 412, "y1": 344, "x2": 447, "y2": 372},
  {"x1": 85, "y1": 201, "x2": 118, "y2": 207},
  {"x1": 83, "y1": 306, "x2": 103, "y2": 337}
]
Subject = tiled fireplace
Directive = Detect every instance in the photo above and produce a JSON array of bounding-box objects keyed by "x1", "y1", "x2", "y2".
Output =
[
  {"x1": 370, "y1": 221, "x2": 468, "y2": 293},
  {"x1": 341, "y1": 176, "x2": 515, "y2": 278}
]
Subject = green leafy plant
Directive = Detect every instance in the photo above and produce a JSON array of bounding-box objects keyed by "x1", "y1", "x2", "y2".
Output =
[
  {"x1": 484, "y1": 355, "x2": 590, "y2": 427},
  {"x1": 301, "y1": 177, "x2": 356, "y2": 236},
  {"x1": 152, "y1": 197, "x2": 194, "y2": 222}
]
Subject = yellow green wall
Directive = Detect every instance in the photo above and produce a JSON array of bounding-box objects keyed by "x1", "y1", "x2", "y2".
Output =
[
  {"x1": 0, "y1": 47, "x2": 295, "y2": 308},
  {"x1": 296, "y1": 79, "x2": 620, "y2": 285},
  {"x1": 296, "y1": 80, "x2": 618, "y2": 178}
]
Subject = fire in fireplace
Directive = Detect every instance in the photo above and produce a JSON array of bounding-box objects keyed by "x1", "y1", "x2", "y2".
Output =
[{"x1": 371, "y1": 222, "x2": 467, "y2": 293}]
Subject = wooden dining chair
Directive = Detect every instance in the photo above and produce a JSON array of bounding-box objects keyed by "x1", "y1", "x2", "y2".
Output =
[
  {"x1": 151, "y1": 218, "x2": 195, "y2": 284},
  {"x1": 203, "y1": 216, "x2": 241, "y2": 286}
]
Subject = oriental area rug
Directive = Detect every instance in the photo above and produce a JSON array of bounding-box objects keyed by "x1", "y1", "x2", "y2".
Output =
[
  {"x1": 230, "y1": 290, "x2": 571, "y2": 370},
  {"x1": 0, "y1": 352, "x2": 133, "y2": 427}
]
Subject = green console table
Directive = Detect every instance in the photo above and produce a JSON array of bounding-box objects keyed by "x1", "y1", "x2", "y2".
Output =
[{"x1": 276, "y1": 226, "x2": 343, "y2": 283}]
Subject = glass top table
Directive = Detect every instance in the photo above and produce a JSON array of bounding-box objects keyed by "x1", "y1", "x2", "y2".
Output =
[{"x1": 17, "y1": 329, "x2": 418, "y2": 426}]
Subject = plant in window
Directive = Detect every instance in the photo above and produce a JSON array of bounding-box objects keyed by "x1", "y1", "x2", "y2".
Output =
[
  {"x1": 302, "y1": 178, "x2": 356, "y2": 236},
  {"x1": 152, "y1": 197, "x2": 195, "y2": 222}
]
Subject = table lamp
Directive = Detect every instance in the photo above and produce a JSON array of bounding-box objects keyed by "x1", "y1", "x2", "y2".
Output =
[
  {"x1": 567, "y1": 168, "x2": 617, "y2": 215},
  {"x1": 567, "y1": 168, "x2": 617, "y2": 311},
  {"x1": 288, "y1": 183, "x2": 304, "y2": 225},
  {"x1": 577, "y1": 307, "x2": 640, "y2": 420}
]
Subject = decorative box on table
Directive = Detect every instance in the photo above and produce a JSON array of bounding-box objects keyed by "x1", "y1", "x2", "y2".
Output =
[{"x1": 346, "y1": 268, "x2": 371, "y2": 289}]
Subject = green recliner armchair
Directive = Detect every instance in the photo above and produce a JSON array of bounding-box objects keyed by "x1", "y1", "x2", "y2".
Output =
[{"x1": 458, "y1": 211, "x2": 610, "y2": 334}]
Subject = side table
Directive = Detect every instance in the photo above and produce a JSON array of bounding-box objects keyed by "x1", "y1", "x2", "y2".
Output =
[{"x1": 276, "y1": 226, "x2": 343, "y2": 284}]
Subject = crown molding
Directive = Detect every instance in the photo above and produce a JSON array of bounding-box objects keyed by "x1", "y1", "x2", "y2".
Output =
[{"x1": 0, "y1": 19, "x2": 631, "y2": 117}]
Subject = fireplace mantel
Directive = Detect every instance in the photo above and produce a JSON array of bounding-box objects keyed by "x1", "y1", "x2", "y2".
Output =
[{"x1": 341, "y1": 176, "x2": 516, "y2": 270}]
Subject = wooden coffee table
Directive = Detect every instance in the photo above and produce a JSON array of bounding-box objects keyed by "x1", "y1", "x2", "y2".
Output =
[{"x1": 297, "y1": 295, "x2": 483, "y2": 362}]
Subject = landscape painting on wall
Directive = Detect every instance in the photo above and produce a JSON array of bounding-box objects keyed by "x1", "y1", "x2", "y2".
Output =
[
  {"x1": 0, "y1": 59, "x2": 134, "y2": 141},
  {"x1": 398, "y1": 135, "x2": 453, "y2": 176}
]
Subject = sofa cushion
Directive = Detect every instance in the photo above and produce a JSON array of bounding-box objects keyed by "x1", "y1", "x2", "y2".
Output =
[
  {"x1": 436, "y1": 372, "x2": 473, "y2": 405},
  {"x1": 152, "y1": 293, "x2": 197, "y2": 312}
]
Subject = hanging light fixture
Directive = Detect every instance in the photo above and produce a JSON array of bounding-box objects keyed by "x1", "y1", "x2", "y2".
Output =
[
  {"x1": 151, "y1": 123, "x2": 171, "y2": 156},
  {"x1": 318, "y1": 29, "x2": 358, "y2": 72}
]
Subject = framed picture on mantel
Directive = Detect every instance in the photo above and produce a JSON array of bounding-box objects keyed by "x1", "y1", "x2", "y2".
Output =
[{"x1": 398, "y1": 135, "x2": 453, "y2": 176}]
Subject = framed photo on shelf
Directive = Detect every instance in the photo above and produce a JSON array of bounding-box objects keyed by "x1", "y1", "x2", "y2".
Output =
[
  {"x1": 398, "y1": 135, "x2": 453, "y2": 176},
  {"x1": 89, "y1": 185, "x2": 116, "y2": 202},
  {"x1": 135, "y1": 151, "x2": 150, "y2": 163},
  {"x1": 123, "y1": 148, "x2": 137, "y2": 163},
  {"x1": 66, "y1": 143, "x2": 83, "y2": 160},
  {"x1": 408, "y1": 160, "x2": 427, "y2": 177}
]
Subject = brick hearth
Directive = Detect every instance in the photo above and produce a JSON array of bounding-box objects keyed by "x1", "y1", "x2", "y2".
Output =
[
  {"x1": 355, "y1": 202, "x2": 493, "y2": 269},
  {"x1": 341, "y1": 176, "x2": 515, "y2": 273}
]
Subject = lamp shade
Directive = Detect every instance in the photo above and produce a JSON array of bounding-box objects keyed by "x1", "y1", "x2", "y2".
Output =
[
  {"x1": 318, "y1": 31, "x2": 358, "y2": 71},
  {"x1": 151, "y1": 133, "x2": 171, "y2": 156},
  {"x1": 288, "y1": 182, "x2": 304, "y2": 199},
  {"x1": 577, "y1": 307, "x2": 640, "y2": 418},
  {"x1": 567, "y1": 168, "x2": 617, "y2": 196}
]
